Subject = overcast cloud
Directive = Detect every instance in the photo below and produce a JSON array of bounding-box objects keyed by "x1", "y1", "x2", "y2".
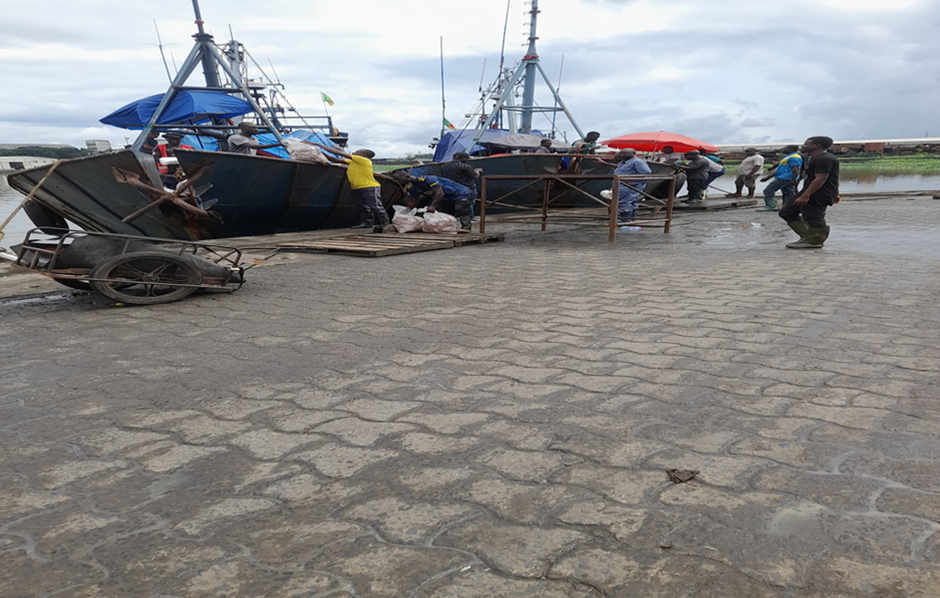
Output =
[{"x1": 0, "y1": 0, "x2": 935, "y2": 157}]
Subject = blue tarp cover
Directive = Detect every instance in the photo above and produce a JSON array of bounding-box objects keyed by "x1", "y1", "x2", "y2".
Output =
[
  {"x1": 433, "y1": 128, "x2": 548, "y2": 162},
  {"x1": 100, "y1": 90, "x2": 254, "y2": 129},
  {"x1": 255, "y1": 129, "x2": 339, "y2": 159}
]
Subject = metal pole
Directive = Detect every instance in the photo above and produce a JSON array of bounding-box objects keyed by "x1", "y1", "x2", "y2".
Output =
[{"x1": 519, "y1": 0, "x2": 540, "y2": 134}]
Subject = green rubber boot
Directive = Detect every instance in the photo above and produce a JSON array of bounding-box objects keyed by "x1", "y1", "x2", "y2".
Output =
[
  {"x1": 785, "y1": 220, "x2": 810, "y2": 247},
  {"x1": 787, "y1": 225, "x2": 829, "y2": 249}
]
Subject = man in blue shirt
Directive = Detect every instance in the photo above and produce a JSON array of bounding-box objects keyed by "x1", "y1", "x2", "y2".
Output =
[
  {"x1": 758, "y1": 145, "x2": 802, "y2": 211},
  {"x1": 392, "y1": 172, "x2": 475, "y2": 231},
  {"x1": 609, "y1": 148, "x2": 652, "y2": 222}
]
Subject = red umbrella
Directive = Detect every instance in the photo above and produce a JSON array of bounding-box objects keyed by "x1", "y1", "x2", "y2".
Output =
[{"x1": 601, "y1": 131, "x2": 720, "y2": 154}]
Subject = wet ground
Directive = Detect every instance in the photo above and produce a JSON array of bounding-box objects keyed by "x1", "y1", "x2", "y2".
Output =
[{"x1": 2, "y1": 197, "x2": 940, "y2": 597}]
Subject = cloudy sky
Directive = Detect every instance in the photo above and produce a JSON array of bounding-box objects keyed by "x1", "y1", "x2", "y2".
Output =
[{"x1": 0, "y1": 0, "x2": 934, "y2": 157}]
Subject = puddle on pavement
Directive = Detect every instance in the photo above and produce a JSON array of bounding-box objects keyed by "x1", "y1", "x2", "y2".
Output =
[{"x1": 0, "y1": 293, "x2": 73, "y2": 307}]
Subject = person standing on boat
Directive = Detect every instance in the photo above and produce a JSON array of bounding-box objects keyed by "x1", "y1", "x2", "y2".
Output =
[
  {"x1": 726, "y1": 148, "x2": 764, "y2": 199},
  {"x1": 226, "y1": 122, "x2": 284, "y2": 155},
  {"x1": 392, "y1": 172, "x2": 475, "y2": 232},
  {"x1": 572, "y1": 131, "x2": 601, "y2": 154},
  {"x1": 534, "y1": 139, "x2": 554, "y2": 153},
  {"x1": 152, "y1": 130, "x2": 193, "y2": 190},
  {"x1": 779, "y1": 136, "x2": 839, "y2": 249},
  {"x1": 657, "y1": 146, "x2": 683, "y2": 164},
  {"x1": 306, "y1": 142, "x2": 390, "y2": 230},
  {"x1": 441, "y1": 152, "x2": 483, "y2": 197},
  {"x1": 757, "y1": 145, "x2": 802, "y2": 211},
  {"x1": 676, "y1": 150, "x2": 710, "y2": 203},
  {"x1": 609, "y1": 148, "x2": 652, "y2": 223}
]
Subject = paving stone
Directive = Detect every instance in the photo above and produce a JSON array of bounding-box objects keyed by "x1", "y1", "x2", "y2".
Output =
[
  {"x1": 436, "y1": 516, "x2": 589, "y2": 577},
  {"x1": 416, "y1": 566, "x2": 597, "y2": 598},
  {"x1": 294, "y1": 444, "x2": 399, "y2": 478},
  {"x1": 452, "y1": 478, "x2": 596, "y2": 525},
  {"x1": 4, "y1": 202, "x2": 940, "y2": 596},
  {"x1": 553, "y1": 465, "x2": 667, "y2": 504},
  {"x1": 343, "y1": 496, "x2": 479, "y2": 544}
]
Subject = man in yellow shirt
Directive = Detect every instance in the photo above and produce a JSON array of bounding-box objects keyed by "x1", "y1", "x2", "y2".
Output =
[{"x1": 307, "y1": 142, "x2": 389, "y2": 229}]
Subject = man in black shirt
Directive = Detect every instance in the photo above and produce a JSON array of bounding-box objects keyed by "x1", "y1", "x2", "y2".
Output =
[
  {"x1": 779, "y1": 136, "x2": 840, "y2": 249},
  {"x1": 441, "y1": 152, "x2": 483, "y2": 197}
]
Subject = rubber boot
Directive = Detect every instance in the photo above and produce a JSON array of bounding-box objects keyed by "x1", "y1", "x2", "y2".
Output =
[
  {"x1": 350, "y1": 210, "x2": 373, "y2": 228},
  {"x1": 787, "y1": 224, "x2": 828, "y2": 249},
  {"x1": 459, "y1": 215, "x2": 472, "y2": 232},
  {"x1": 785, "y1": 220, "x2": 810, "y2": 247}
]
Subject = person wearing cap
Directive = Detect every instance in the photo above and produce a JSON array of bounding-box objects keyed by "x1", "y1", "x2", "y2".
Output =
[
  {"x1": 226, "y1": 122, "x2": 284, "y2": 155},
  {"x1": 727, "y1": 148, "x2": 765, "y2": 199},
  {"x1": 152, "y1": 130, "x2": 193, "y2": 190}
]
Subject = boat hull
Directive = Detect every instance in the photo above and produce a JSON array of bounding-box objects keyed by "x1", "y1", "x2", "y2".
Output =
[
  {"x1": 6, "y1": 151, "x2": 202, "y2": 239},
  {"x1": 6, "y1": 149, "x2": 360, "y2": 241},
  {"x1": 175, "y1": 149, "x2": 350, "y2": 236}
]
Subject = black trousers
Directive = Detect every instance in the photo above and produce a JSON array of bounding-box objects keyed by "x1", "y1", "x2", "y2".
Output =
[{"x1": 779, "y1": 198, "x2": 829, "y2": 228}]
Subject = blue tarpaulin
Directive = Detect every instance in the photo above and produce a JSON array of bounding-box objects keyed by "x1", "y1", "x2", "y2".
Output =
[
  {"x1": 432, "y1": 128, "x2": 548, "y2": 162},
  {"x1": 100, "y1": 91, "x2": 254, "y2": 129}
]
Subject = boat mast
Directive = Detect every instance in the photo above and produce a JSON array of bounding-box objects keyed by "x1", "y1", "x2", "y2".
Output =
[
  {"x1": 519, "y1": 0, "x2": 540, "y2": 134},
  {"x1": 472, "y1": 0, "x2": 585, "y2": 146},
  {"x1": 131, "y1": 0, "x2": 284, "y2": 156}
]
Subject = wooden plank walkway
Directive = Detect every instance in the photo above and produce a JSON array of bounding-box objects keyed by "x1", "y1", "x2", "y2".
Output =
[{"x1": 276, "y1": 232, "x2": 504, "y2": 258}]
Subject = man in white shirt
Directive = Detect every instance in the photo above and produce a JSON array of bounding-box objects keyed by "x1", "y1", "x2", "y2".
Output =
[
  {"x1": 226, "y1": 122, "x2": 284, "y2": 155},
  {"x1": 727, "y1": 148, "x2": 765, "y2": 198}
]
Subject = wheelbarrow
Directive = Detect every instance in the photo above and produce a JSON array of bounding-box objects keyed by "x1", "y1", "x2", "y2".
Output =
[{"x1": 4, "y1": 228, "x2": 245, "y2": 305}]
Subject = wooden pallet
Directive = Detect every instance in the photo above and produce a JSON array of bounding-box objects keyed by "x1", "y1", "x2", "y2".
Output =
[{"x1": 276, "y1": 232, "x2": 503, "y2": 257}]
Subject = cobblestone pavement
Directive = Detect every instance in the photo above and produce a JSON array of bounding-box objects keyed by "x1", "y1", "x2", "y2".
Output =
[{"x1": 2, "y1": 198, "x2": 939, "y2": 597}]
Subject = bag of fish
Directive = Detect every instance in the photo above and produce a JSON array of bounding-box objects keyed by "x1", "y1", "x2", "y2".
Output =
[
  {"x1": 392, "y1": 205, "x2": 424, "y2": 233},
  {"x1": 421, "y1": 211, "x2": 458, "y2": 234},
  {"x1": 283, "y1": 138, "x2": 330, "y2": 164}
]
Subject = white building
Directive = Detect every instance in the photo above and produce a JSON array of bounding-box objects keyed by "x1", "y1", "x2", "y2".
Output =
[
  {"x1": 85, "y1": 140, "x2": 112, "y2": 154},
  {"x1": 0, "y1": 156, "x2": 57, "y2": 172}
]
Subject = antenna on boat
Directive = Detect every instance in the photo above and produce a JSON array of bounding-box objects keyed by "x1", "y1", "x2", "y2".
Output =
[
  {"x1": 550, "y1": 53, "x2": 564, "y2": 136},
  {"x1": 498, "y1": 0, "x2": 511, "y2": 77},
  {"x1": 440, "y1": 36, "x2": 448, "y2": 140},
  {"x1": 152, "y1": 20, "x2": 173, "y2": 83}
]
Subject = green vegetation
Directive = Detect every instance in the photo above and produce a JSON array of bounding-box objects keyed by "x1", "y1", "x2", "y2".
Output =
[
  {"x1": 0, "y1": 146, "x2": 88, "y2": 159},
  {"x1": 722, "y1": 154, "x2": 940, "y2": 175}
]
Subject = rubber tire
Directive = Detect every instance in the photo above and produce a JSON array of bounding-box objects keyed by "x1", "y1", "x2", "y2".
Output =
[
  {"x1": 23, "y1": 201, "x2": 69, "y2": 235},
  {"x1": 89, "y1": 251, "x2": 203, "y2": 305}
]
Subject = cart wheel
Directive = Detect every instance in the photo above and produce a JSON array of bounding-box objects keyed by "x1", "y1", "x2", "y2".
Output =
[
  {"x1": 89, "y1": 251, "x2": 203, "y2": 305},
  {"x1": 52, "y1": 277, "x2": 93, "y2": 291}
]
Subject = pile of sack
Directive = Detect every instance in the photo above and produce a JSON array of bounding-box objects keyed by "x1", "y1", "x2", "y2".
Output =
[{"x1": 392, "y1": 206, "x2": 458, "y2": 234}]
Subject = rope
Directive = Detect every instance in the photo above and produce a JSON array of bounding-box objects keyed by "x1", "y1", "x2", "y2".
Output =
[{"x1": 0, "y1": 160, "x2": 64, "y2": 244}]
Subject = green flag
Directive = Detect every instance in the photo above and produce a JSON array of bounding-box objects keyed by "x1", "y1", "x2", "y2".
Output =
[{"x1": 321, "y1": 92, "x2": 334, "y2": 106}]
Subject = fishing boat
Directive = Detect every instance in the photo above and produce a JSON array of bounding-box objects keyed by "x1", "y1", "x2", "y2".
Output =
[
  {"x1": 391, "y1": 0, "x2": 674, "y2": 211},
  {"x1": 6, "y1": 1, "x2": 362, "y2": 241}
]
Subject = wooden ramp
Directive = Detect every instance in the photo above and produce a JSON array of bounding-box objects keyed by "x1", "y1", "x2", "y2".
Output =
[{"x1": 277, "y1": 232, "x2": 504, "y2": 258}]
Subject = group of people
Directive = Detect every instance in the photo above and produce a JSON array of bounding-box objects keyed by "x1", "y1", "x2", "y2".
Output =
[
  {"x1": 150, "y1": 123, "x2": 840, "y2": 248},
  {"x1": 604, "y1": 136, "x2": 840, "y2": 248}
]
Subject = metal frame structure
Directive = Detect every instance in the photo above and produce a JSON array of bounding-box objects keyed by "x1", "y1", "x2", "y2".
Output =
[
  {"x1": 130, "y1": 1, "x2": 284, "y2": 170},
  {"x1": 479, "y1": 172, "x2": 677, "y2": 243},
  {"x1": 473, "y1": 0, "x2": 585, "y2": 144}
]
